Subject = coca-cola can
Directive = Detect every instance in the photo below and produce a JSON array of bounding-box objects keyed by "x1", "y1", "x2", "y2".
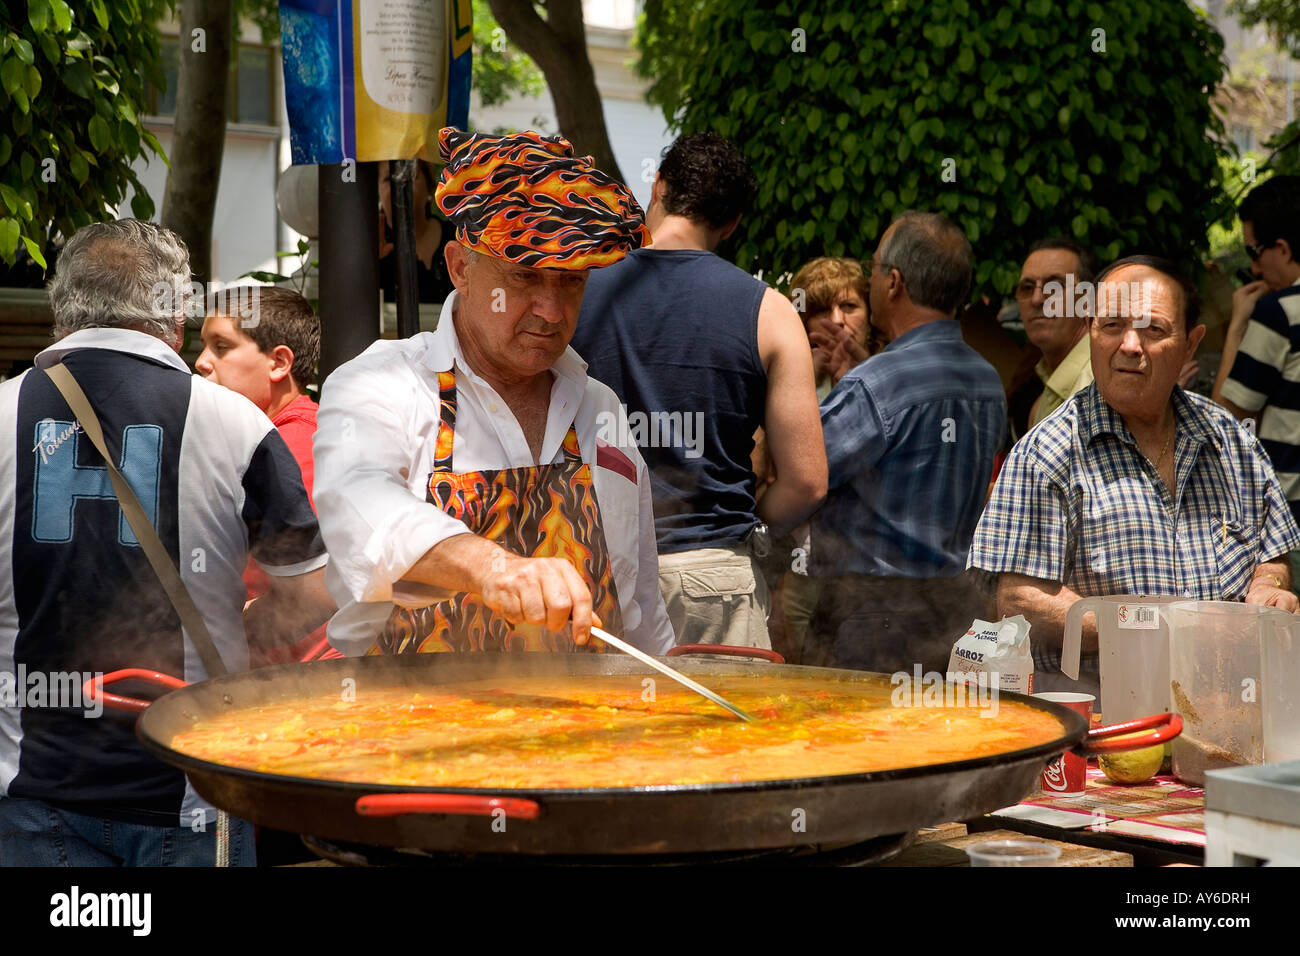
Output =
[{"x1": 1033, "y1": 692, "x2": 1095, "y2": 796}]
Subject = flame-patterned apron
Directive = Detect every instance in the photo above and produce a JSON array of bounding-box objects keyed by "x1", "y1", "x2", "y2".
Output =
[{"x1": 374, "y1": 370, "x2": 623, "y2": 653}]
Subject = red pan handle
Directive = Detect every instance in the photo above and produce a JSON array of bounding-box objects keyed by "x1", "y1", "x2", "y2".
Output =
[
  {"x1": 83, "y1": 668, "x2": 189, "y2": 714},
  {"x1": 667, "y1": 644, "x2": 785, "y2": 664},
  {"x1": 355, "y1": 794, "x2": 541, "y2": 820},
  {"x1": 1077, "y1": 712, "x2": 1182, "y2": 755}
]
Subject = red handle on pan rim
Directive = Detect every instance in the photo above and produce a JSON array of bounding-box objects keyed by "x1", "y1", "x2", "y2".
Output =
[
  {"x1": 83, "y1": 668, "x2": 189, "y2": 714},
  {"x1": 1077, "y1": 712, "x2": 1182, "y2": 755},
  {"x1": 355, "y1": 794, "x2": 541, "y2": 820},
  {"x1": 666, "y1": 644, "x2": 785, "y2": 664}
]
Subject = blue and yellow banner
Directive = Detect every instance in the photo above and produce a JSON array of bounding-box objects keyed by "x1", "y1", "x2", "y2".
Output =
[{"x1": 280, "y1": 0, "x2": 471, "y2": 164}]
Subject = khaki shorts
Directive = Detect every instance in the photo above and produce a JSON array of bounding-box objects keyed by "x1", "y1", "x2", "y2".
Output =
[{"x1": 657, "y1": 546, "x2": 772, "y2": 649}]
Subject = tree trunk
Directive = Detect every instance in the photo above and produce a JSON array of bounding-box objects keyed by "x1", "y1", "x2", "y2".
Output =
[
  {"x1": 487, "y1": 0, "x2": 625, "y2": 184},
  {"x1": 160, "y1": 0, "x2": 233, "y2": 284}
]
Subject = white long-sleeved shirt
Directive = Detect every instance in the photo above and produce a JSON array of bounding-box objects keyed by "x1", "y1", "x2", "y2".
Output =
[{"x1": 313, "y1": 292, "x2": 675, "y2": 655}]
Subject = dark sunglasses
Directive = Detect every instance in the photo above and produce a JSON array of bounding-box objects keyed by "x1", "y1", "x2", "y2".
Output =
[{"x1": 1245, "y1": 239, "x2": 1277, "y2": 261}]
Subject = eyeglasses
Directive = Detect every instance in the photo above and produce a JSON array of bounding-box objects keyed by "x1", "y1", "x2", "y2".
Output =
[{"x1": 1245, "y1": 240, "x2": 1277, "y2": 261}]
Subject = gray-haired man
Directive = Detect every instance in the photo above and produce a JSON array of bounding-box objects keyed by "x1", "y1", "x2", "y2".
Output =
[
  {"x1": 0, "y1": 219, "x2": 333, "y2": 867},
  {"x1": 806, "y1": 212, "x2": 1006, "y2": 674}
]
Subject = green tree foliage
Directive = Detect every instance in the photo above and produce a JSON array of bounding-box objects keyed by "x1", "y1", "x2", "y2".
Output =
[
  {"x1": 637, "y1": 0, "x2": 1232, "y2": 297},
  {"x1": 1225, "y1": 1, "x2": 1300, "y2": 181},
  {"x1": 1266, "y1": 123, "x2": 1300, "y2": 177},
  {"x1": 1231, "y1": 0, "x2": 1300, "y2": 57},
  {"x1": 0, "y1": 0, "x2": 169, "y2": 268},
  {"x1": 472, "y1": 0, "x2": 544, "y2": 110}
]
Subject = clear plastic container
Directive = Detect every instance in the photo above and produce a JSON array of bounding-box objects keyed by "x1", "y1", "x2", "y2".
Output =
[
  {"x1": 1166, "y1": 601, "x2": 1265, "y2": 785},
  {"x1": 1262, "y1": 610, "x2": 1300, "y2": 764},
  {"x1": 965, "y1": 840, "x2": 1061, "y2": 867}
]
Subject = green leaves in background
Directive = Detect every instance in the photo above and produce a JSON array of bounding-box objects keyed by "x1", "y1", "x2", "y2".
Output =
[
  {"x1": 636, "y1": 0, "x2": 1230, "y2": 299},
  {"x1": 0, "y1": 0, "x2": 169, "y2": 271}
]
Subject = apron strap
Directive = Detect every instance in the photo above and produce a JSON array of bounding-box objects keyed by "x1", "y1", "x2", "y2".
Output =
[{"x1": 435, "y1": 369, "x2": 583, "y2": 470}]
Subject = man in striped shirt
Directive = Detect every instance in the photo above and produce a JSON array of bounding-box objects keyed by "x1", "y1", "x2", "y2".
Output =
[
  {"x1": 1213, "y1": 176, "x2": 1300, "y2": 590},
  {"x1": 973, "y1": 256, "x2": 1299, "y2": 694}
]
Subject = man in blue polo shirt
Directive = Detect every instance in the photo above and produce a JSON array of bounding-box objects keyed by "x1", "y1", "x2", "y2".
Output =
[{"x1": 807, "y1": 212, "x2": 1005, "y2": 674}]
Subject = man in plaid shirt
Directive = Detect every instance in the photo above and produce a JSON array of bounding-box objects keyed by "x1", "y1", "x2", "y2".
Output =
[{"x1": 970, "y1": 256, "x2": 1300, "y2": 694}]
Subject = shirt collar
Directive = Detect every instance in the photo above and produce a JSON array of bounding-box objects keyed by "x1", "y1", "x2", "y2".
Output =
[
  {"x1": 426, "y1": 290, "x2": 588, "y2": 394},
  {"x1": 881, "y1": 317, "x2": 962, "y2": 352},
  {"x1": 1036, "y1": 334, "x2": 1091, "y2": 397},
  {"x1": 34, "y1": 327, "x2": 191, "y2": 374},
  {"x1": 1077, "y1": 381, "x2": 1220, "y2": 450},
  {"x1": 271, "y1": 393, "x2": 316, "y2": 427}
]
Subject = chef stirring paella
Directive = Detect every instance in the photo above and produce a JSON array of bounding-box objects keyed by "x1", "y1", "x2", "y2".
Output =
[{"x1": 168, "y1": 674, "x2": 1065, "y2": 788}]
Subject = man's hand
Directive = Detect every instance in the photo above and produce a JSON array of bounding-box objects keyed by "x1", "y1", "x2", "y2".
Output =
[
  {"x1": 479, "y1": 551, "x2": 596, "y2": 644},
  {"x1": 808, "y1": 316, "x2": 870, "y2": 384},
  {"x1": 1229, "y1": 280, "x2": 1269, "y2": 339},
  {"x1": 1245, "y1": 584, "x2": 1299, "y2": 612},
  {"x1": 1177, "y1": 357, "x2": 1200, "y2": 388},
  {"x1": 244, "y1": 566, "x2": 335, "y2": 651},
  {"x1": 1213, "y1": 280, "x2": 1270, "y2": 410},
  {"x1": 402, "y1": 534, "x2": 597, "y2": 644},
  {"x1": 1244, "y1": 559, "x2": 1298, "y2": 613}
]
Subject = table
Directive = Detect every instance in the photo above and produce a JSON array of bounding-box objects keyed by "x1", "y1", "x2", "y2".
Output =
[
  {"x1": 965, "y1": 765, "x2": 1205, "y2": 867},
  {"x1": 883, "y1": 823, "x2": 1133, "y2": 867}
]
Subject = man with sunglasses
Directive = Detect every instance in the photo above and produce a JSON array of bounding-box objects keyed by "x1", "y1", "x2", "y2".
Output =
[{"x1": 1214, "y1": 175, "x2": 1300, "y2": 550}]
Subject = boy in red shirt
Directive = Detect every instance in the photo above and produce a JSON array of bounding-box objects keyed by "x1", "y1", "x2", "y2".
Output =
[{"x1": 196, "y1": 286, "x2": 336, "y2": 662}]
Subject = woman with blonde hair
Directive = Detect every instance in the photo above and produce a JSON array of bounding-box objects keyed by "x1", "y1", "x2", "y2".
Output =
[{"x1": 790, "y1": 256, "x2": 876, "y2": 399}]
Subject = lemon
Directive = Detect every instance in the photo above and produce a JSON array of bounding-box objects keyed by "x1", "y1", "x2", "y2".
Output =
[{"x1": 1098, "y1": 731, "x2": 1165, "y2": 784}]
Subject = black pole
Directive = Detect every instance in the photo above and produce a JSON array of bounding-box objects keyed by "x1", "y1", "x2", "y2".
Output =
[
  {"x1": 390, "y1": 159, "x2": 421, "y2": 339},
  {"x1": 318, "y1": 160, "x2": 380, "y2": 383}
]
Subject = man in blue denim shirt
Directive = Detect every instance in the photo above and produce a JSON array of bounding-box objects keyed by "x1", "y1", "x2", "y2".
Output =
[{"x1": 807, "y1": 212, "x2": 1006, "y2": 673}]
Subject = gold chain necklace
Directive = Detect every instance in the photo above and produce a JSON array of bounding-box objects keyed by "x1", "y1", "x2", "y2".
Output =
[{"x1": 1143, "y1": 428, "x2": 1173, "y2": 472}]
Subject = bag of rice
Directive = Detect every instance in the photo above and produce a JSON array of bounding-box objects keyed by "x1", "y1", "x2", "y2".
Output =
[{"x1": 948, "y1": 614, "x2": 1034, "y2": 695}]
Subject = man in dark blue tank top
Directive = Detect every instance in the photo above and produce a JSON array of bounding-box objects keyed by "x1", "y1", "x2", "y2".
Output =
[{"x1": 572, "y1": 133, "x2": 827, "y2": 649}]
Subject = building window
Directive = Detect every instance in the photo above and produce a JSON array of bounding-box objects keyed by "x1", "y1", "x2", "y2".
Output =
[
  {"x1": 145, "y1": 37, "x2": 277, "y2": 127},
  {"x1": 235, "y1": 46, "x2": 273, "y2": 126}
]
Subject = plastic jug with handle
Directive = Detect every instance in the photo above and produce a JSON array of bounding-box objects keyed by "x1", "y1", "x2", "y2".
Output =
[
  {"x1": 1166, "y1": 600, "x2": 1266, "y2": 786},
  {"x1": 1062, "y1": 595, "x2": 1178, "y2": 724}
]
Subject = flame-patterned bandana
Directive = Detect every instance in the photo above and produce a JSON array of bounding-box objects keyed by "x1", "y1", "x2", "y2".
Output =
[{"x1": 434, "y1": 127, "x2": 651, "y2": 270}]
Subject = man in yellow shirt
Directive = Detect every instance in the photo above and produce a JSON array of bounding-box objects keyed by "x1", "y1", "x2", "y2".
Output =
[{"x1": 1015, "y1": 237, "x2": 1096, "y2": 430}]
